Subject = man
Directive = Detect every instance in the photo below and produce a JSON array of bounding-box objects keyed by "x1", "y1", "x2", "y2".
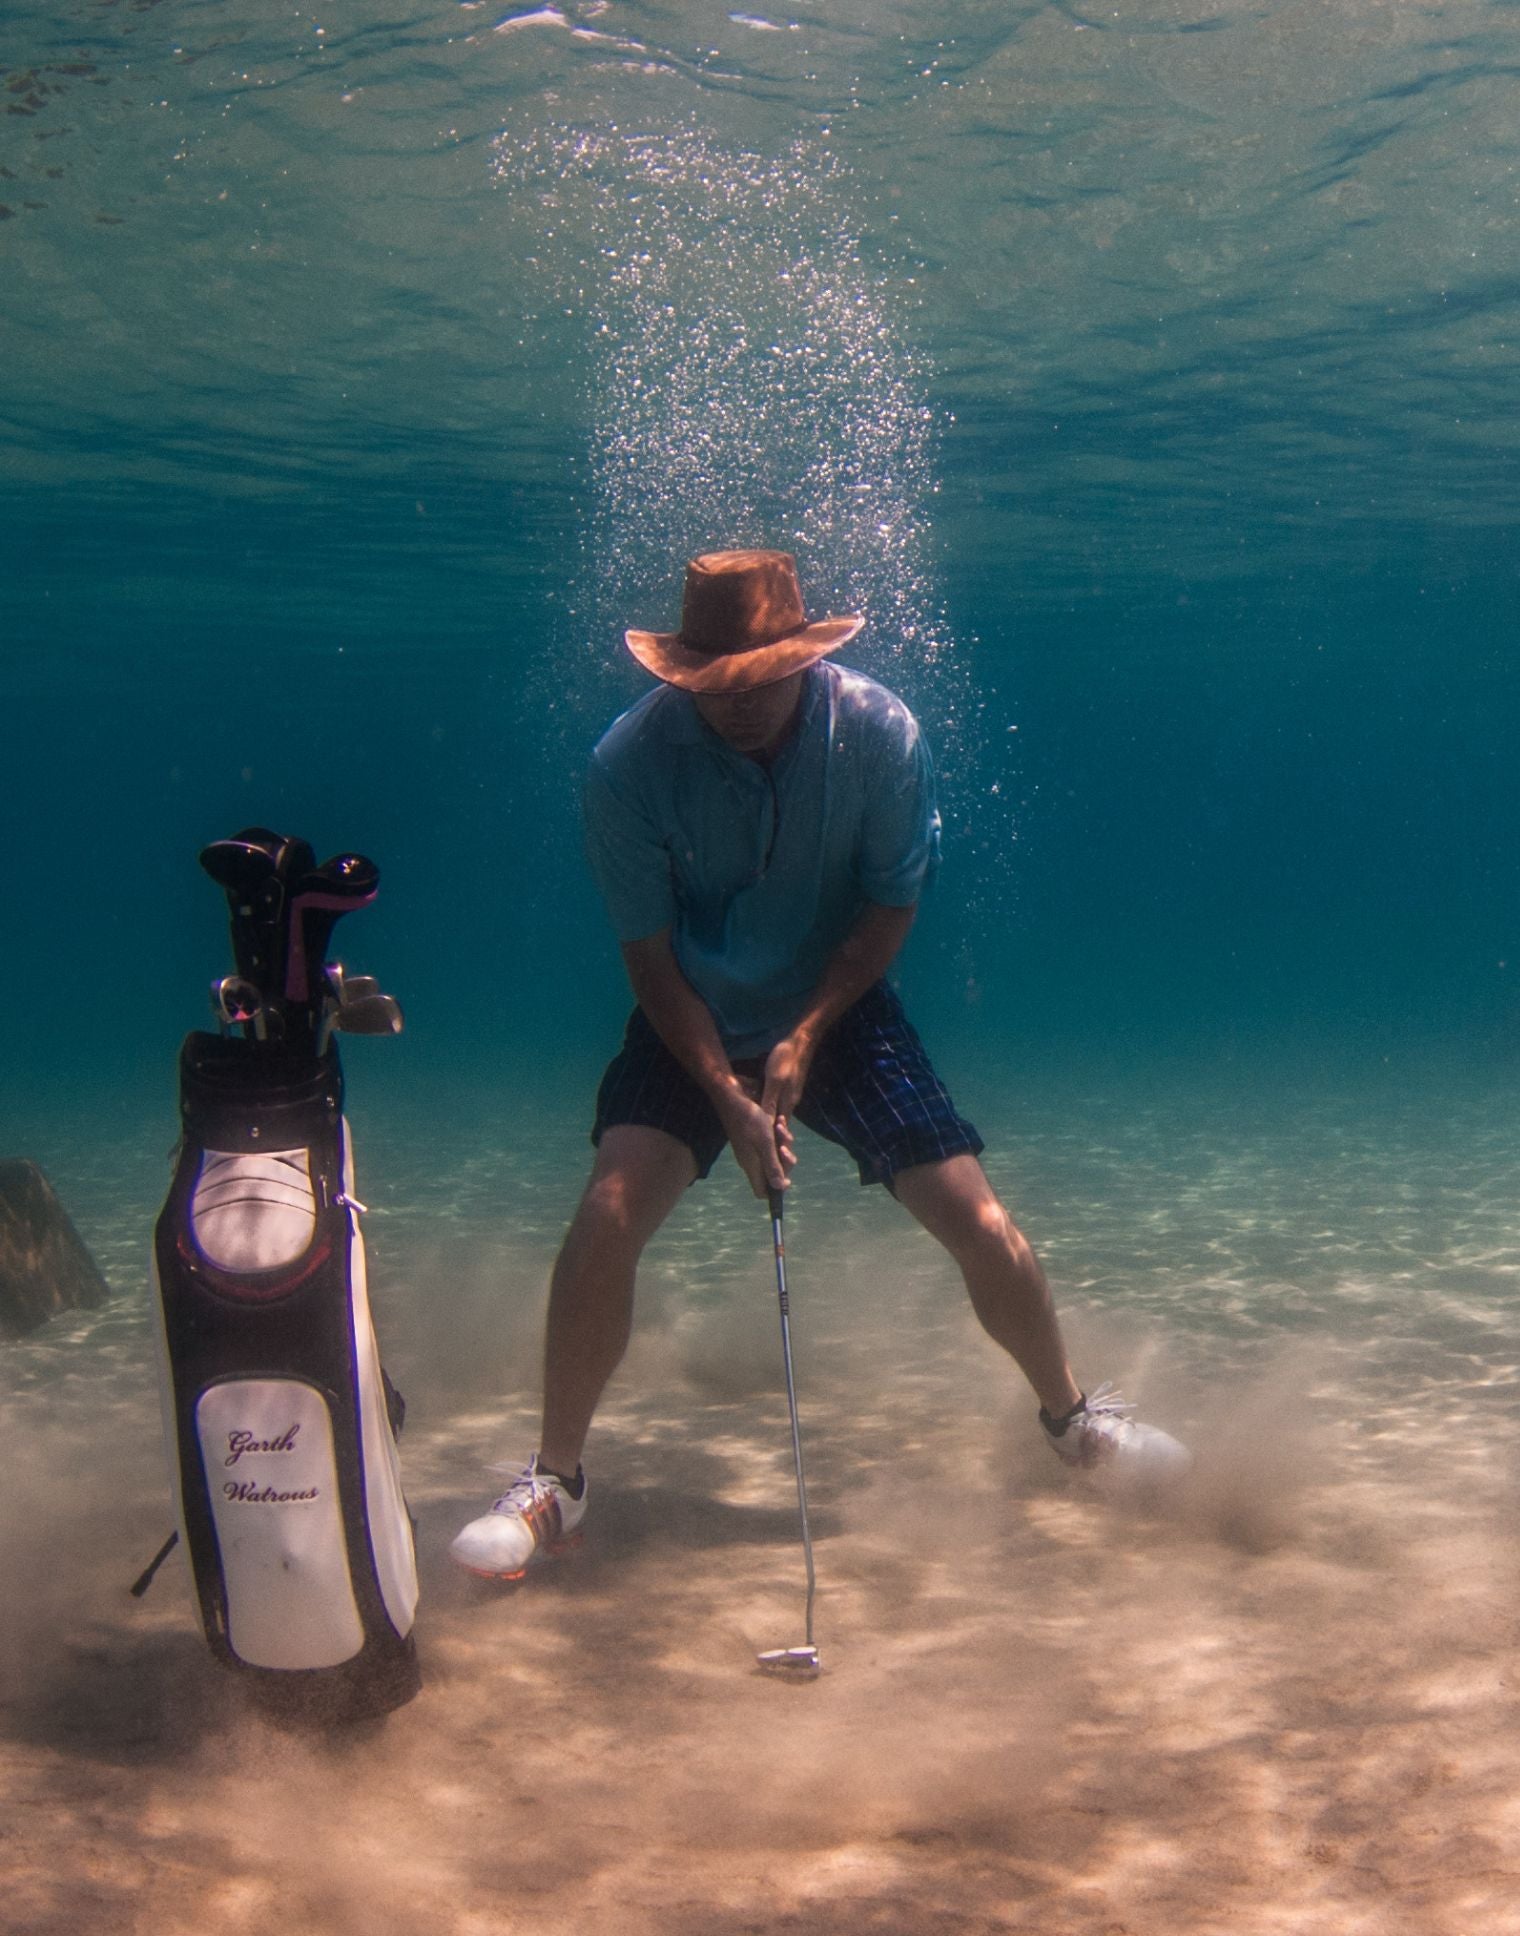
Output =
[{"x1": 451, "y1": 550, "x2": 1188, "y2": 1579}]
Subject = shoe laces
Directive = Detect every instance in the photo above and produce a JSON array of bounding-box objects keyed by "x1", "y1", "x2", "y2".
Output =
[
  {"x1": 488, "y1": 1457, "x2": 558, "y2": 1516},
  {"x1": 1081, "y1": 1381, "x2": 1136, "y2": 1423}
]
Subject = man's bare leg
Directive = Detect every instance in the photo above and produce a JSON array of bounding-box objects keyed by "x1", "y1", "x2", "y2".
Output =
[
  {"x1": 538, "y1": 1123, "x2": 697, "y2": 1477},
  {"x1": 892, "y1": 1153, "x2": 1083, "y2": 1419}
]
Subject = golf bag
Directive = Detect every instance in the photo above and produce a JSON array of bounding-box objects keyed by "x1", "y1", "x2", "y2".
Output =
[{"x1": 150, "y1": 828, "x2": 420, "y2": 1720}]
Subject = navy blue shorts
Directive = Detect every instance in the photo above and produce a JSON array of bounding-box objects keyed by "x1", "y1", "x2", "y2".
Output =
[{"x1": 591, "y1": 981, "x2": 984, "y2": 1188}]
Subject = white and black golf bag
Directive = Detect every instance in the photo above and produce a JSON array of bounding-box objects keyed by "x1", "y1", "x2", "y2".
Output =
[{"x1": 149, "y1": 828, "x2": 420, "y2": 1721}]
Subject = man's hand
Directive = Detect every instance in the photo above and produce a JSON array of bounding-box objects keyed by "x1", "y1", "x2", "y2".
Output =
[
  {"x1": 760, "y1": 1029, "x2": 816, "y2": 1124},
  {"x1": 717, "y1": 1083, "x2": 796, "y2": 1199}
]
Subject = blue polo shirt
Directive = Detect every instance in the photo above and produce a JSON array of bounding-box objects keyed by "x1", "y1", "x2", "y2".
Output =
[{"x1": 583, "y1": 662, "x2": 941, "y2": 1057}]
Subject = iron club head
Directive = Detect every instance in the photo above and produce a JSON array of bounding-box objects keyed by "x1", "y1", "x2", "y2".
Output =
[{"x1": 756, "y1": 1644, "x2": 821, "y2": 1679}]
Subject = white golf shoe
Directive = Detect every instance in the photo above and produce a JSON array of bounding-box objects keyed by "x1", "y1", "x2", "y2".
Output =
[
  {"x1": 1041, "y1": 1384, "x2": 1192, "y2": 1493},
  {"x1": 450, "y1": 1455, "x2": 588, "y2": 1579}
]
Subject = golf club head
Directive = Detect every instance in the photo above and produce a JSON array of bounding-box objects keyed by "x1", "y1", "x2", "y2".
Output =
[
  {"x1": 334, "y1": 990, "x2": 404, "y2": 1035},
  {"x1": 756, "y1": 1645, "x2": 821, "y2": 1679},
  {"x1": 212, "y1": 975, "x2": 264, "y2": 1030}
]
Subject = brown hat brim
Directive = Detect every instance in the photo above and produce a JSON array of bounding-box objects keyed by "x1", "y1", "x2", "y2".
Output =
[{"x1": 624, "y1": 615, "x2": 863, "y2": 694}]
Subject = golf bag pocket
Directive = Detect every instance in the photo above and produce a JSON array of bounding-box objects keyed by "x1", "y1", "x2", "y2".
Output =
[
  {"x1": 191, "y1": 1150, "x2": 317, "y2": 1274},
  {"x1": 196, "y1": 1377, "x2": 365, "y2": 1669}
]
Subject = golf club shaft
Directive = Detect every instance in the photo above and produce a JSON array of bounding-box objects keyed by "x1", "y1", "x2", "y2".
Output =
[{"x1": 769, "y1": 1187, "x2": 815, "y2": 1649}]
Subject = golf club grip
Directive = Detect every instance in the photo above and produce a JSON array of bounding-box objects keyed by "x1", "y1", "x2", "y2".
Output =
[{"x1": 768, "y1": 1186, "x2": 784, "y2": 1221}]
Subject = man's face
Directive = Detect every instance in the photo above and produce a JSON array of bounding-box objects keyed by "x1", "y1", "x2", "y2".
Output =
[{"x1": 691, "y1": 671, "x2": 806, "y2": 758}]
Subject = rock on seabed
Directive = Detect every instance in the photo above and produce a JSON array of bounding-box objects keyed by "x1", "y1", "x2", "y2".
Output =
[{"x1": 0, "y1": 1159, "x2": 111, "y2": 1337}]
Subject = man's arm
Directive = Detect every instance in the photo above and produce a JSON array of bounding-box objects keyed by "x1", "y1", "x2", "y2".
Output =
[
  {"x1": 759, "y1": 900, "x2": 916, "y2": 1122},
  {"x1": 621, "y1": 898, "x2": 915, "y2": 1198},
  {"x1": 620, "y1": 931, "x2": 797, "y2": 1198}
]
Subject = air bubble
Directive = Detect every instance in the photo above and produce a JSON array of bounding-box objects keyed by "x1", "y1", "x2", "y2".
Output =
[{"x1": 494, "y1": 120, "x2": 1011, "y2": 876}]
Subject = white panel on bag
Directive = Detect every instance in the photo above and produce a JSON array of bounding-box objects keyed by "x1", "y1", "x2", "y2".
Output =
[{"x1": 195, "y1": 1378, "x2": 364, "y2": 1669}]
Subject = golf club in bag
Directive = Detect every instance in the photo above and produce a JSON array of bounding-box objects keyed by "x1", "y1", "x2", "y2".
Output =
[{"x1": 147, "y1": 827, "x2": 420, "y2": 1721}]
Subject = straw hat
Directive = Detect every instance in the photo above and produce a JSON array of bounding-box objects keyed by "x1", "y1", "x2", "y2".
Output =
[{"x1": 624, "y1": 550, "x2": 863, "y2": 694}]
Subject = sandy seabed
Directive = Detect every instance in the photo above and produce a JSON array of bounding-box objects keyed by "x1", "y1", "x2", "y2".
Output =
[{"x1": 4, "y1": 1077, "x2": 1520, "y2": 1934}]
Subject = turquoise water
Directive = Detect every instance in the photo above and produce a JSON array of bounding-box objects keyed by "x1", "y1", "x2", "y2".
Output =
[
  {"x1": 5, "y1": 0, "x2": 1518, "y2": 1097},
  {"x1": 4, "y1": 7, "x2": 1520, "y2": 1931}
]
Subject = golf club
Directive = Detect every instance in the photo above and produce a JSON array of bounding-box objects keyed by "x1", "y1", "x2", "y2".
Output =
[
  {"x1": 317, "y1": 966, "x2": 404, "y2": 1053},
  {"x1": 213, "y1": 974, "x2": 269, "y2": 1042},
  {"x1": 333, "y1": 974, "x2": 404, "y2": 1036},
  {"x1": 756, "y1": 1184, "x2": 821, "y2": 1679}
]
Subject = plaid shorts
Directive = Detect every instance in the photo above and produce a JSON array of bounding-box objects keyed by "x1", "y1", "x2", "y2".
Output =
[{"x1": 592, "y1": 981, "x2": 984, "y2": 1188}]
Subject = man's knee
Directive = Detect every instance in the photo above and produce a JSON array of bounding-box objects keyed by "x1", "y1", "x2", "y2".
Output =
[
  {"x1": 572, "y1": 1169, "x2": 657, "y2": 1250},
  {"x1": 898, "y1": 1155, "x2": 1009, "y2": 1249},
  {"x1": 566, "y1": 1127, "x2": 695, "y2": 1255},
  {"x1": 916, "y1": 1177, "x2": 1044, "y2": 1293},
  {"x1": 940, "y1": 1188, "x2": 1018, "y2": 1268}
]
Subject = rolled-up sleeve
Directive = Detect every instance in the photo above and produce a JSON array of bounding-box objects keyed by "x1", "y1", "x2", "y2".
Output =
[
  {"x1": 583, "y1": 755, "x2": 677, "y2": 942},
  {"x1": 856, "y1": 711, "x2": 941, "y2": 907}
]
